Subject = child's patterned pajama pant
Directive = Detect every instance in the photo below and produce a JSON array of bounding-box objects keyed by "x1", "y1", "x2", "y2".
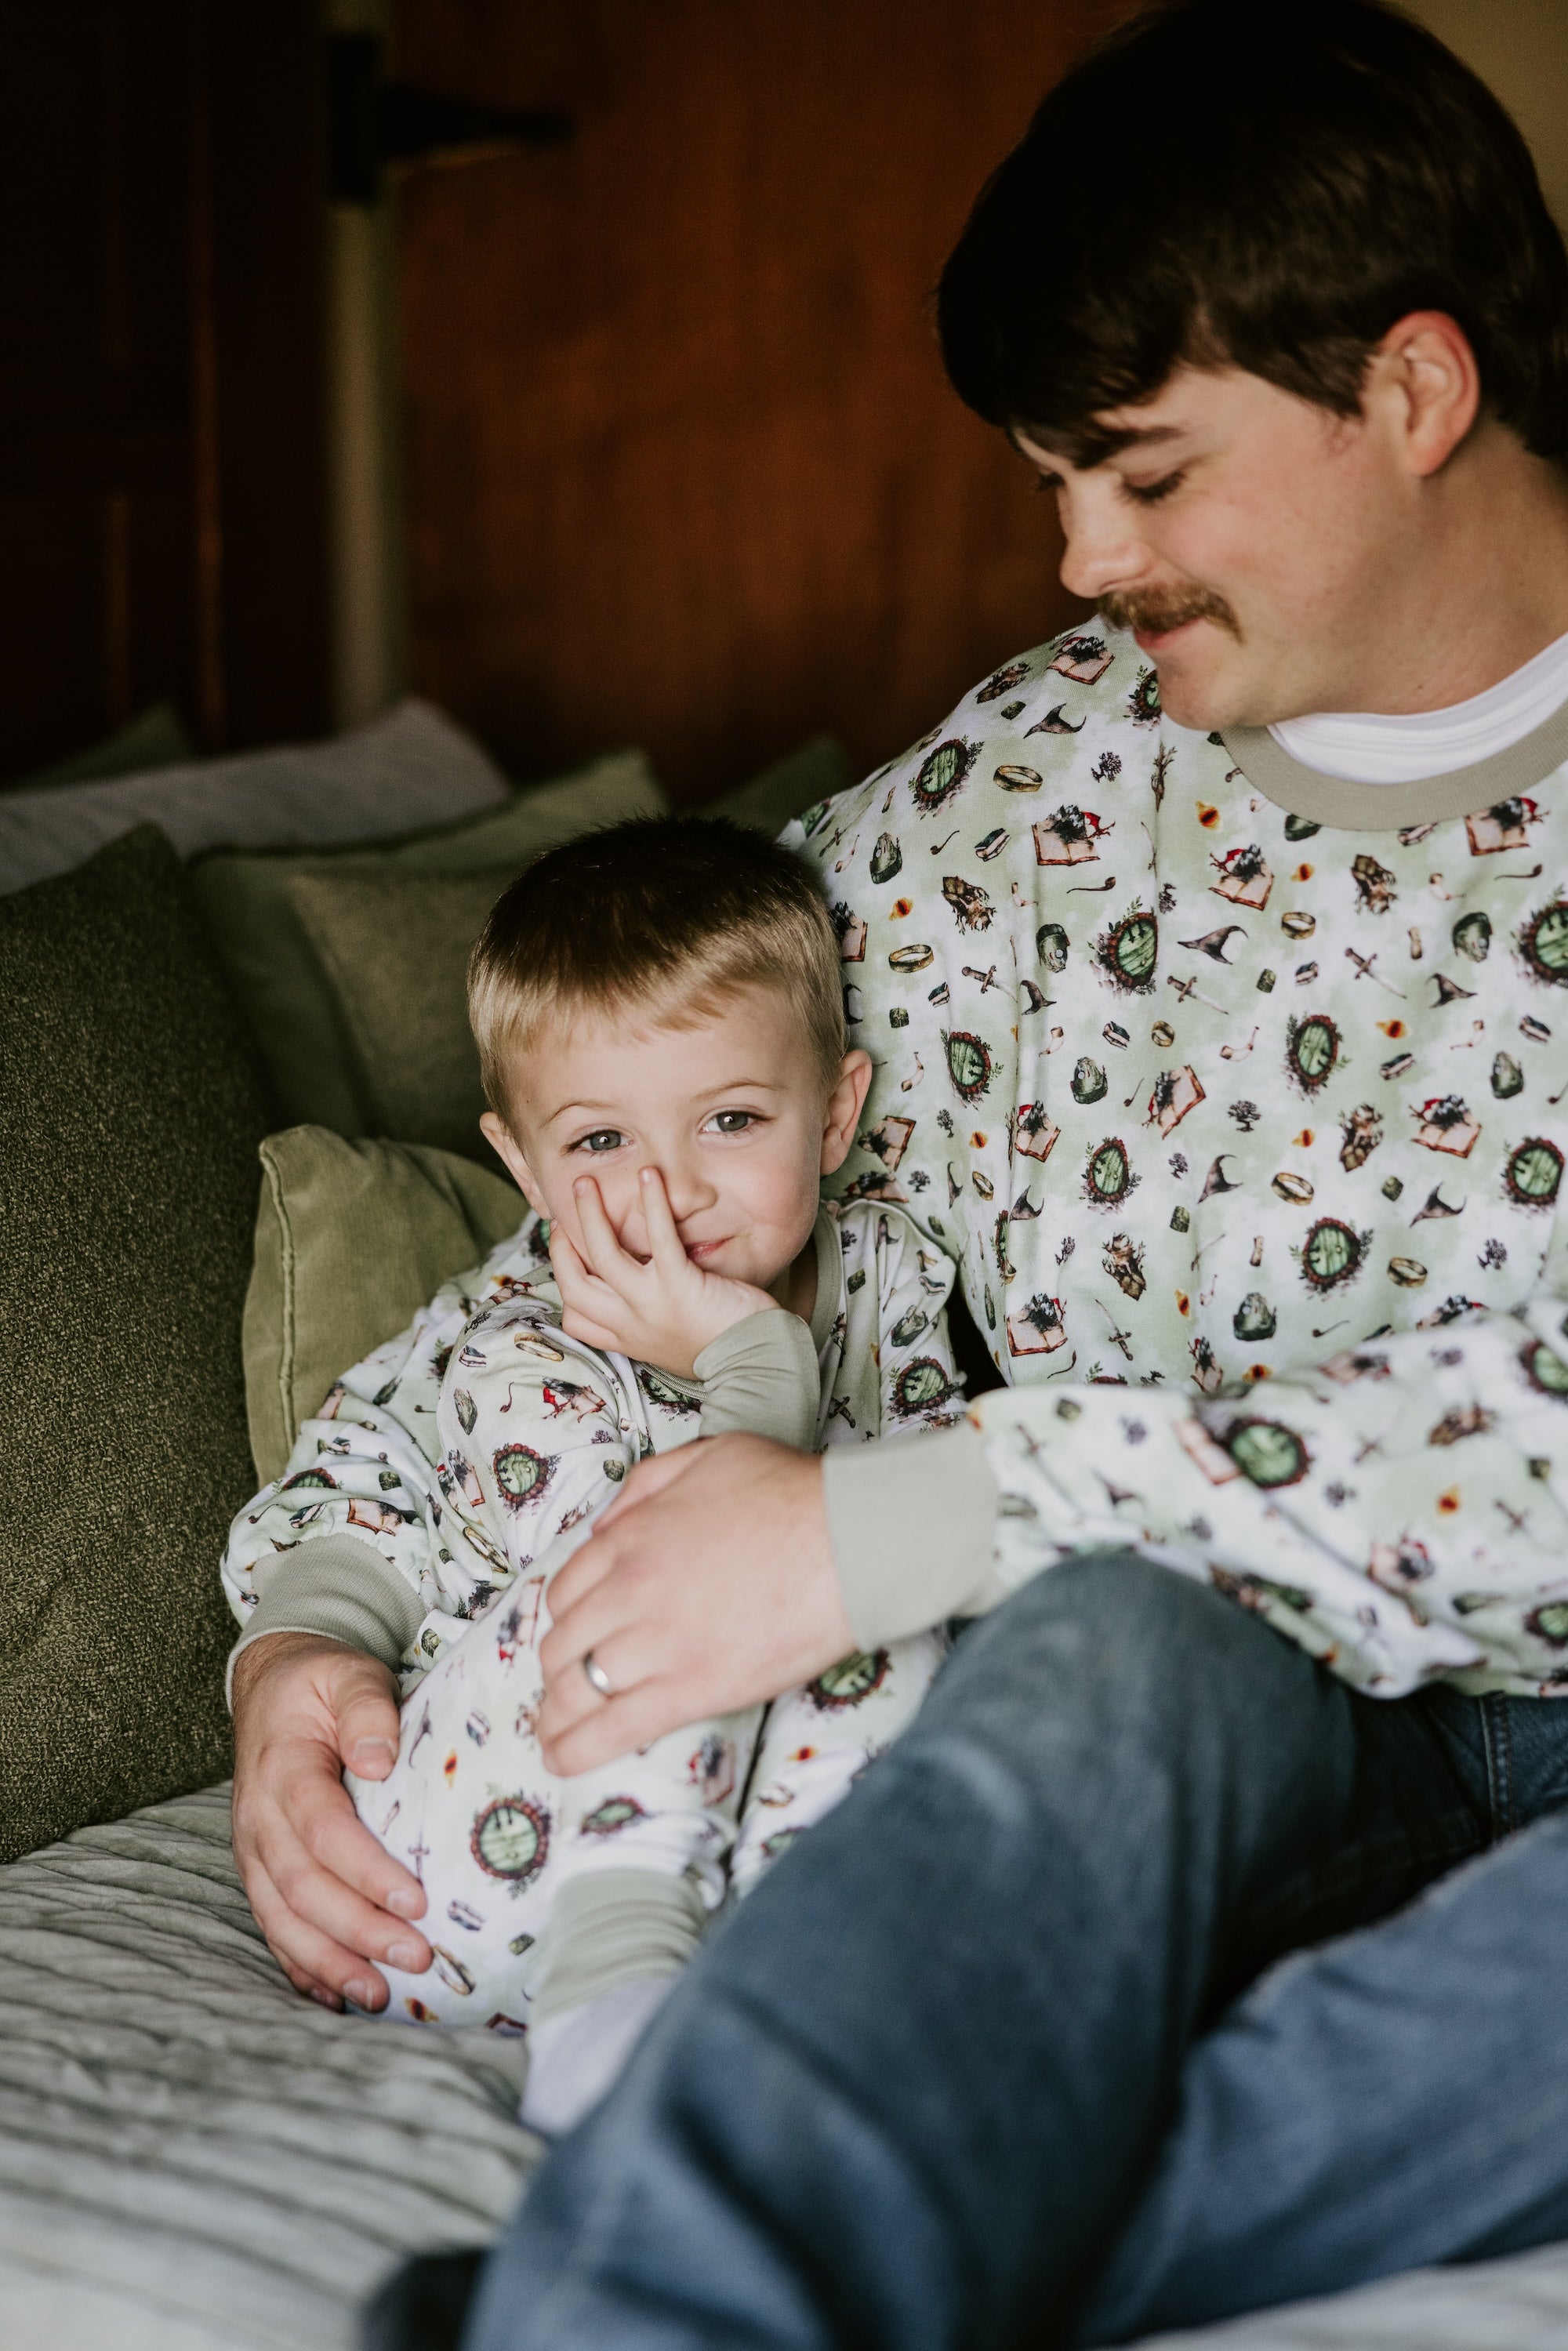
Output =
[{"x1": 349, "y1": 1529, "x2": 946, "y2": 2032}]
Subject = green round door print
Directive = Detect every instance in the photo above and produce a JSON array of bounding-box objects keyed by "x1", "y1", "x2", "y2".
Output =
[
  {"x1": 1527, "y1": 1601, "x2": 1568, "y2": 1644},
  {"x1": 470, "y1": 1796, "x2": 550, "y2": 1885},
  {"x1": 894, "y1": 1356, "x2": 953, "y2": 1414},
  {"x1": 581, "y1": 1797, "x2": 647, "y2": 1837},
  {"x1": 1287, "y1": 1015, "x2": 1339, "y2": 1090},
  {"x1": 1087, "y1": 1138, "x2": 1131, "y2": 1203},
  {"x1": 946, "y1": 1030, "x2": 992, "y2": 1101},
  {"x1": 1525, "y1": 1341, "x2": 1568, "y2": 1398},
  {"x1": 1072, "y1": 1057, "x2": 1108, "y2": 1105},
  {"x1": 1102, "y1": 912, "x2": 1158, "y2": 990},
  {"x1": 1521, "y1": 901, "x2": 1568, "y2": 983},
  {"x1": 492, "y1": 1443, "x2": 550, "y2": 1506},
  {"x1": 1302, "y1": 1218, "x2": 1361, "y2": 1288},
  {"x1": 1128, "y1": 669, "x2": 1161, "y2": 722},
  {"x1": 913, "y1": 738, "x2": 972, "y2": 813},
  {"x1": 811, "y1": 1650, "x2": 889, "y2": 1707},
  {"x1": 1507, "y1": 1138, "x2": 1564, "y2": 1206},
  {"x1": 1452, "y1": 910, "x2": 1491, "y2": 964},
  {"x1": 1227, "y1": 1419, "x2": 1310, "y2": 1489}
]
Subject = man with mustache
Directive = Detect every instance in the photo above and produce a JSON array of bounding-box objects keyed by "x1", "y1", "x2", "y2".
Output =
[{"x1": 234, "y1": 4, "x2": 1568, "y2": 2343}]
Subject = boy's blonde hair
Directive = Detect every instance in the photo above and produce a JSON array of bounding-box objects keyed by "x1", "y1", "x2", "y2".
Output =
[{"x1": 468, "y1": 815, "x2": 847, "y2": 1127}]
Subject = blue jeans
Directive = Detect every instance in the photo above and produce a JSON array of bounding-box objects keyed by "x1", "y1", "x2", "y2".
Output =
[{"x1": 385, "y1": 1555, "x2": 1568, "y2": 2348}]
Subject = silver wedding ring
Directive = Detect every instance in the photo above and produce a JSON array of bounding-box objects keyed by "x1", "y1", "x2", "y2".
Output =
[{"x1": 581, "y1": 1649, "x2": 615, "y2": 1700}]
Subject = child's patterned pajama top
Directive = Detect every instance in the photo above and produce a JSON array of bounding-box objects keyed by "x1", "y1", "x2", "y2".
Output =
[
  {"x1": 223, "y1": 1203, "x2": 963, "y2": 2027},
  {"x1": 793, "y1": 621, "x2": 1568, "y2": 1701}
]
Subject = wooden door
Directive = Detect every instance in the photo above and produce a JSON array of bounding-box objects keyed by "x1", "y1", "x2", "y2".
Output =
[
  {"x1": 0, "y1": 2, "x2": 328, "y2": 782},
  {"x1": 394, "y1": 2, "x2": 1127, "y2": 801}
]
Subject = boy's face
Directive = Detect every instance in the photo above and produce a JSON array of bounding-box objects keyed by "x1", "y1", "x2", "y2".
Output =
[{"x1": 482, "y1": 985, "x2": 871, "y2": 1294}]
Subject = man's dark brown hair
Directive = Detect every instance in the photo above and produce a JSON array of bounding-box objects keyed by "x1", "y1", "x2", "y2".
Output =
[{"x1": 937, "y1": 0, "x2": 1568, "y2": 466}]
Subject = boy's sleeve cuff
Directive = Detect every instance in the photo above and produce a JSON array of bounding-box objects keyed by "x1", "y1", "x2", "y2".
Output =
[
  {"x1": 822, "y1": 1420, "x2": 1004, "y2": 1647},
  {"x1": 226, "y1": 1533, "x2": 424, "y2": 1706},
  {"x1": 695, "y1": 1308, "x2": 819, "y2": 1449}
]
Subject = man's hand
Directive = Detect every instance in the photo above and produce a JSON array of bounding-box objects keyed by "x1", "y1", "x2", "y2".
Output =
[
  {"x1": 552, "y1": 1166, "x2": 778, "y2": 1379},
  {"x1": 536, "y1": 1433, "x2": 855, "y2": 1772},
  {"x1": 230, "y1": 1632, "x2": 431, "y2": 2011}
]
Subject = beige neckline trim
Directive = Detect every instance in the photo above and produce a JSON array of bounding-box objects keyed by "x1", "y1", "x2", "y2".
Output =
[
  {"x1": 810, "y1": 1205, "x2": 841, "y2": 1353},
  {"x1": 1221, "y1": 696, "x2": 1568, "y2": 833}
]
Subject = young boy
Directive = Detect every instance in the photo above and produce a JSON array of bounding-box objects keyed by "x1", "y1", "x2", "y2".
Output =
[{"x1": 222, "y1": 818, "x2": 964, "y2": 2132}]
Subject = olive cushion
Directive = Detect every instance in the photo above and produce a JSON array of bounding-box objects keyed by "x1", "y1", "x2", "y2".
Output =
[
  {"x1": 0, "y1": 825, "x2": 274, "y2": 1863},
  {"x1": 245, "y1": 1127, "x2": 525, "y2": 1486},
  {"x1": 188, "y1": 747, "x2": 666, "y2": 1146},
  {"x1": 699, "y1": 732, "x2": 852, "y2": 836}
]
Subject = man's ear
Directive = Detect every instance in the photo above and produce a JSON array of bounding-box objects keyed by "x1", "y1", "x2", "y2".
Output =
[
  {"x1": 481, "y1": 1109, "x2": 546, "y2": 1213},
  {"x1": 819, "y1": 1049, "x2": 874, "y2": 1175},
  {"x1": 1374, "y1": 310, "x2": 1482, "y2": 480}
]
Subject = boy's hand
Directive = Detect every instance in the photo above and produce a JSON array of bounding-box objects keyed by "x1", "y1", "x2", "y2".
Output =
[{"x1": 552, "y1": 1165, "x2": 779, "y2": 1378}]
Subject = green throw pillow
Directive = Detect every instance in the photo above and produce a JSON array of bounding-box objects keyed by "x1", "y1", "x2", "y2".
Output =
[
  {"x1": 188, "y1": 747, "x2": 666, "y2": 1137},
  {"x1": 0, "y1": 825, "x2": 274, "y2": 1861},
  {"x1": 7, "y1": 701, "x2": 196, "y2": 794},
  {"x1": 281, "y1": 736, "x2": 858, "y2": 1162},
  {"x1": 701, "y1": 734, "x2": 852, "y2": 835},
  {"x1": 244, "y1": 1127, "x2": 527, "y2": 1484},
  {"x1": 289, "y1": 865, "x2": 515, "y2": 1160}
]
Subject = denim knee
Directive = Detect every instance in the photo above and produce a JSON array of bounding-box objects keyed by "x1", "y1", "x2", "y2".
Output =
[{"x1": 928, "y1": 1550, "x2": 1330, "y2": 1740}]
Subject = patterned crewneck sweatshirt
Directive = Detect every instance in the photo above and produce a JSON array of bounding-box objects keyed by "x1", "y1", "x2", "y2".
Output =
[{"x1": 804, "y1": 621, "x2": 1568, "y2": 1699}]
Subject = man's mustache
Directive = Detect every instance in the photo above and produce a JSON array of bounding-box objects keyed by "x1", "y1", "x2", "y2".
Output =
[{"x1": 1101, "y1": 585, "x2": 1240, "y2": 640}]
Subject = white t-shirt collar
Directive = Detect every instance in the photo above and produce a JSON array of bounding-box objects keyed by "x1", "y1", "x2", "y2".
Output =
[{"x1": 1269, "y1": 626, "x2": 1568, "y2": 784}]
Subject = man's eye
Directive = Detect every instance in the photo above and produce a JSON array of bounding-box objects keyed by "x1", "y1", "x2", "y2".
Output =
[
  {"x1": 710, "y1": 1110, "x2": 757, "y2": 1135},
  {"x1": 577, "y1": 1130, "x2": 624, "y2": 1153},
  {"x1": 1126, "y1": 470, "x2": 1185, "y2": 506}
]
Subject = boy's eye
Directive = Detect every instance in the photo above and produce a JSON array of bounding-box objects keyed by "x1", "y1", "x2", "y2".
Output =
[
  {"x1": 708, "y1": 1110, "x2": 757, "y2": 1135},
  {"x1": 576, "y1": 1129, "x2": 625, "y2": 1153}
]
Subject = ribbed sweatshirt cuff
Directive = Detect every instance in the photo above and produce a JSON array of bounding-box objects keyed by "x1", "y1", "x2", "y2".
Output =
[
  {"x1": 822, "y1": 1419, "x2": 1003, "y2": 1647},
  {"x1": 695, "y1": 1308, "x2": 819, "y2": 1448},
  {"x1": 532, "y1": 1870, "x2": 709, "y2": 2021},
  {"x1": 226, "y1": 1532, "x2": 424, "y2": 1705}
]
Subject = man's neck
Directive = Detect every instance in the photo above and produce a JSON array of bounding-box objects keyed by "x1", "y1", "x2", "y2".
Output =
[{"x1": 1320, "y1": 430, "x2": 1568, "y2": 717}]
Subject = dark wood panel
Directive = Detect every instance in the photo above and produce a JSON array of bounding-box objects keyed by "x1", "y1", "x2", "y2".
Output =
[
  {"x1": 0, "y1": 1, "x2": 327, "y2": 782},
  {"x1": 205, "y1": 2, "x2": 329, "y2": 753},
  {"x1": 394, "y1": 0, "x2": 1127, "y2": 801}
]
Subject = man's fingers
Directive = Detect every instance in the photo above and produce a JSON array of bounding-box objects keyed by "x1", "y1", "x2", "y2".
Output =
[
  {"x1": 537, "y1": 1612, "x2": 658, "y2": 1737},
  {"x1": 594, "y1": 1441, "x2": 706, "y2": 1528},
  {"x1": 336, "y1": 1675, "x2": 402, "y2": 1782},
  {"x1": 303, "y1": 1785, "x2": 428, "y2": 1921},
  {"x1": 538, "y1": 1547, "x2": 646, "y2": 1685},
  {"x1": 261, "y1": 1813, "x2": 433, "y2": 1977},
  {"x1": 540, "y1": 1679, "x2": 699, "y2": 1776},
  {"x1": 245, "y1": 1852, "x2": 395, "y2": 2010},
  {"x1": 278, "y1": 1954, "x2": 345, "y2": 2010}
]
